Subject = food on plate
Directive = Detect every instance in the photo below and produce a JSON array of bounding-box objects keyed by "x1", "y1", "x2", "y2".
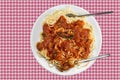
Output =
[{"x1": 36, "y1": 8, "x2": 94, "y2": 72}]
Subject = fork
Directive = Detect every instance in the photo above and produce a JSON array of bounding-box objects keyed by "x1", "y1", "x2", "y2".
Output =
[
  {"x1": 66, "y1": 11, "x2": 113, "y2": 17},
  {"x1": 75, "y1": 54, "x2": 110, "y2": 64}
]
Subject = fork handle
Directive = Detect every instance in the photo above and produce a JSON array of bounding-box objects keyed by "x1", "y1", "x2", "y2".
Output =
[{"x1": 77, "y1": 11, "x2": 113, "y2": 17}]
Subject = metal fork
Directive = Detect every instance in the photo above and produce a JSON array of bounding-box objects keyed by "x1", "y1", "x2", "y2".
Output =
[
  {"x1": 75, "y1": 54, "x2": 110, "y2": 64},
  {"x1": 66, "y1": 11, "x2": 113, "y2": 17}
]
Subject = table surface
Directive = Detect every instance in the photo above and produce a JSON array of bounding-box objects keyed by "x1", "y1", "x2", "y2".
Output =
[{"x1": 0, "y1": 0, "x2": 120, "y2": 80}]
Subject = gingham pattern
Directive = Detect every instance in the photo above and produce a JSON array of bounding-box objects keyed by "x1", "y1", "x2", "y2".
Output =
[{"x1": 0, "y1": 0, "x2": 120, "y2": 80}]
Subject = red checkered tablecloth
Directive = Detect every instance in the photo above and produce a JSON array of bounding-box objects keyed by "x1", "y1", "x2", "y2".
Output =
[{"x1": 0, "y1": 0, "x2": 120, "y2": 80}]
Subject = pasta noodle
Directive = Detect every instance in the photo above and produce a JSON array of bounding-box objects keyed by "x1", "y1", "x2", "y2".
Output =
[{"x1": 44, "y1": 7, "x2": 85, "y2": 25}]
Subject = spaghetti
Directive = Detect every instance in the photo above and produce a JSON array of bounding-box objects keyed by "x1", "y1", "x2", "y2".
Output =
[{"x1": 36, "y1": 8, "x2": 94, "y2": 72}]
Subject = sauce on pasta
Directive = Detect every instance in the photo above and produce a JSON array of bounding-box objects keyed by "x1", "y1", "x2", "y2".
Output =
[{"x1": 37, "y1": 16, "x2": 93, "y2": 72}]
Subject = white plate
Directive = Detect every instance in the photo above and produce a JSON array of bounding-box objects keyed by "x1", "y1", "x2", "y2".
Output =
[{"x1": 30, "y1": 4, "x2": 102, "y2": 75}]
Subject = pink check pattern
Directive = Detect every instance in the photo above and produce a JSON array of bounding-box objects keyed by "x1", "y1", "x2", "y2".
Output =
[{"x1": 0, "y1": 0, "x2": 120, "y2": 80}]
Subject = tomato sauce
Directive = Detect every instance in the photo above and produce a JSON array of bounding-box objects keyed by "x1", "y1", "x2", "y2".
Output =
[{"x1": 37, "y1": 16, "x2": 92, "y2": 71}]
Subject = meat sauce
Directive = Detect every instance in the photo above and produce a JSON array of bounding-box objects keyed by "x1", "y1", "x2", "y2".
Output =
[{"x1": 37, "y1": 16, "x2": 92, "y2": 72}]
